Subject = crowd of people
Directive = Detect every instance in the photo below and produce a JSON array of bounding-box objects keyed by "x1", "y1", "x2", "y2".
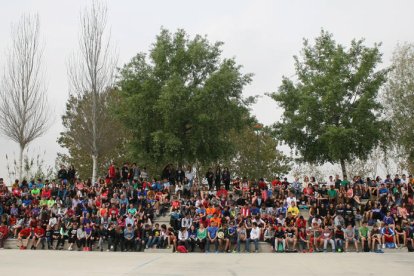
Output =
[{"x1": 0, "y1": 162, "x2": 413, "y2": 254}]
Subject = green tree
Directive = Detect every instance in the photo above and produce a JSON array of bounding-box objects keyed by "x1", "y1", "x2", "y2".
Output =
[
  {"x1": 228, "y1": 126, "x2": 291, "y2": 180},
  {"x1": 115, "y1": 28, "x2": 253, "y2": 167},
  {"x1": 58, "y1": 89, "x2": 128, "y2": 179},
  {"x1": 270, "y1": 30, "x2": 389, "y2": 177},
  {"x1": 383, "y1": 43, "x2": 414, "y2": 171}
]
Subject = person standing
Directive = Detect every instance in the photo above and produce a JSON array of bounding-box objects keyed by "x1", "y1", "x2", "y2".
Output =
[
  {"x1": 222, "y1": 168, "x2": 231, "y2": 191},
  {"x1": 214, "y1": 166, "x2": 221, "y2": 191},
  {"x1": 206, "y1": 168, "x2": 214, "y2": 191},
  {"x1": 185, "y1": 166, "x2": 194, "y2": 187}
]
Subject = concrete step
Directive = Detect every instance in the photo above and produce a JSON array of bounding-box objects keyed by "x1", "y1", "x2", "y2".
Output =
[{"x1": 3, "y1": 238, "x2": 407, "y2": 253}]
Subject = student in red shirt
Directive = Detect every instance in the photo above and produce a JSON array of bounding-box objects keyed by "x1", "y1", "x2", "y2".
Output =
[
  {"x1": 271, "y1": 177, "x2": 282, "y2": 188},
  {"x1": 0, "y1": 222, "x2": 8, "y2": 249},
  {"x1": 17, "y1": 227, "x2": 33, "y2": 249},
  {"x1": 41, "y1": 186, "x2": 52, "y2": 199},
  {"x1": 216, "y1": 185, "x2": 228, "y2": 198},
  {"x1": 32, "y1": 225, "x2": 45, "y2": 250},
  {"x1": 295, "y1": 215, "x2": 307, "y2": 230}
]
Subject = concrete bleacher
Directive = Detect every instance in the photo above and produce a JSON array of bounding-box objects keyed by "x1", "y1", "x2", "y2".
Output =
[{"x1": 1, "y1": 197, "x2": 403, "y2": 253}]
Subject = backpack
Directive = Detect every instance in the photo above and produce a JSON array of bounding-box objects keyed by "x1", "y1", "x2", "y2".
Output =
[{"x1": 177, "y1": 245, "x2": 188, "y2": 253}]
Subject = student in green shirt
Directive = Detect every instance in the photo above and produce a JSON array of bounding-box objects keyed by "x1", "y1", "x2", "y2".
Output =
[
  {"x1": 340, "y1": 175, "x2": 350, "y2": 188},
  {"x1": 196, "y1": 223, "x2": 207, "y2": 252},
  {"x1": 127, "y1": 204, "x2": 137, "y2": 216},
  {"x1": 359, "y1": 221, "x2": 370, "y2": 250},
  {"x1": 39, "y1": 198, "x2": 48, "y2": 206},
  {"x1": 31, "y1": 188, "x2": 41, "y2": 196},
  {"x1": 47, "y1": 199, "x2": 56, "y2": 208},
  {"x1": 327, "y1": 185, "x2": 338, "y2": 202}
]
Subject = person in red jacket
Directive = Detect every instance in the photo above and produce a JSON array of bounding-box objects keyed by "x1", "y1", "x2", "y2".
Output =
[
  {"x1": 108, "y1": 162, "x2": 116, "y2": 182},
  {"x1": 32, "y1": 225, "x2": 45, "y2": 250},
  {"x1": 17, "y1": 227, "x2": 33, "y2": 249},
  {"x1": 0, "y1": 222, "x2": 8, "y2": 249}
]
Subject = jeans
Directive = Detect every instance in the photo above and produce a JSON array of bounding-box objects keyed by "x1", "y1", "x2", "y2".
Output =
[
  {"x1": 336, "y1": 239, "x2": 343, "y2": 251},
  {"x1": 206, "y1": 238, "x2": 218, "y2": 252},
  {"x1": 149, "y1": 237, "x2": 160, "y2": 248},
  {"x1": 323, "y1": 238, "x2": 335, "y2": 251},
  {"x1": 247, "y1": 238, "x2": 259, "y2": 252},
  {"x1": 145, "y1": 237, "x2": 153, "y2": 248}
]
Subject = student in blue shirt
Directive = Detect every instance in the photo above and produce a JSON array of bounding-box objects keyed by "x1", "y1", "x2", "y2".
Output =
[
  {"x1": 206, "y1": 221, "x2": 219, "y2": 252},
  {"x1": 378, "y1": 183, "x2": 388, "y2": 196},
  {"x1": 383, "y1": 211, "x2": 395, "y2": 227},
  {"x1": 381, "y1": 224, "x2": 396, "y2": 248}
]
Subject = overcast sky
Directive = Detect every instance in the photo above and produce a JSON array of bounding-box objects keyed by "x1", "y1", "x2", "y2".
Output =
[{"x1": 0, "y1": 0, "x2": 413, "y2": 181}]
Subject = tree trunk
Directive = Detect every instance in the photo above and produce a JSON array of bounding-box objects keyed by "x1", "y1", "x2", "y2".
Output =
[
  {"x1": 340, "y1": 159, "x2": 347, "y2": 178},
  {"x1": 91, "y1": 90, "x2": 98, "y2": 183},
  {"x1": 92, "y1": 154, "x2": 98, "y2": 183},
  {"x1": 19, "y1": 144, "x2": 24, "y2": 180}
]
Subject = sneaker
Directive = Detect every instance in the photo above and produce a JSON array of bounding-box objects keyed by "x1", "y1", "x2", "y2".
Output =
[{"x1": 382, "y1": 244, "x2": 385, "y2": 249}]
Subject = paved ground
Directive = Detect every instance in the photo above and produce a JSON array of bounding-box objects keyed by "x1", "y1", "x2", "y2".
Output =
[{"x1": 0, "y1": 251, "x2": 413, "y2": 276}]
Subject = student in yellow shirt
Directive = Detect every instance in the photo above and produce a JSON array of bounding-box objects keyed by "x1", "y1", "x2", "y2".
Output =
[{"x1": 287, "y1": 202, "x2": 300, "y2": 218}]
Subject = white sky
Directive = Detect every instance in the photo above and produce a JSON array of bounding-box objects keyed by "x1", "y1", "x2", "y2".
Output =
[{"x1": 0, "y1": 0, "x2": 413, "y2": 181}]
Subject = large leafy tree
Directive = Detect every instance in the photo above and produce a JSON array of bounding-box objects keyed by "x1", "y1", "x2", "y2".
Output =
[
  {"x1": 271, "y1": 30, "x2": 389, "y2": 177},
  {"x1": 228, "y1": 126, "x2": 291, "y2": 180},
  {"x1": 116, "y1": 29, "x2": 253, "y2": 167},
  {"x1": 383, "y1": 43, "x2": 414, "y2": 171}
]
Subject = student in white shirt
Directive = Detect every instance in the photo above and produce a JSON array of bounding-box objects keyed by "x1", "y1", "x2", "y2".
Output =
[{"x1": 247, "y1": 222, "x2": 261, "y2": 253}]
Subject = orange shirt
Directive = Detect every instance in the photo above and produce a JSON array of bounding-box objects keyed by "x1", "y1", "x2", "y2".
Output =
[
  {"x1": 210, "y1": 217, "x2": 221, "y2": 226},
  {"x1": 206, "y1": 207, "x2": 216, "y2": 216}
]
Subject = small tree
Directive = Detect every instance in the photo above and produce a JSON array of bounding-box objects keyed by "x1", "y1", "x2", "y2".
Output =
[
  {"x1": 58, "y1": 89, "x2": 128, "y2": 179},
  {"x1": 6, "y1": 150, "x2": 54, "y2": 182},
  {"x1": 383, "y1": 43, "x2": 414, "y2": 170},
  {"x1": 67, "y1": 1, "x2": 117, "y2": 182},
  {"x1": 228, "y1": 126, "x2": 291, "y2": 179},
  {"x1": 0, "y1": 14, "x2": 50, "y2": 180},
  {"x1": 271, "y1": 30, "x2": 390, "y2": 177}
]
